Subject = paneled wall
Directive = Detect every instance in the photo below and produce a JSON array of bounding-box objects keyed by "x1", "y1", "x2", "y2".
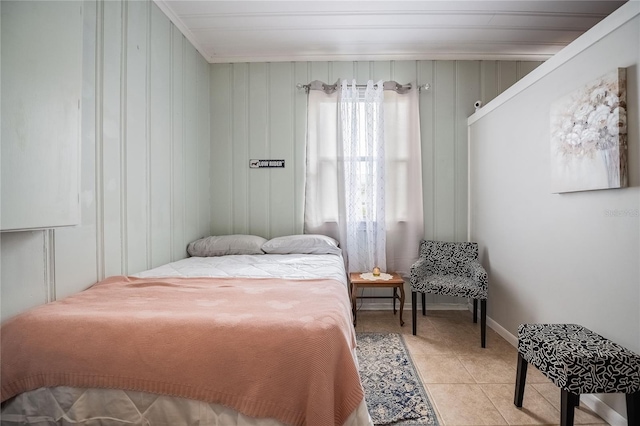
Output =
[
  {"x1": 210, "y1": 60, "x2": 540, "y2": 240},
  {"x1": 209, "y1": 59, "x2": 540, "y2": 307},
  {"x1": 0, "y1": 0, "x2": 210, "y2": 321}
]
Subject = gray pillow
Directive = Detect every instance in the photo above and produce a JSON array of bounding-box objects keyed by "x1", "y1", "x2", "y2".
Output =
[
  {"x1": 187, "y1": 235, "x2": 267, "y2": 257},
  {"x1": 262, "y1": 234, "x2": 341, "y2": 255}
]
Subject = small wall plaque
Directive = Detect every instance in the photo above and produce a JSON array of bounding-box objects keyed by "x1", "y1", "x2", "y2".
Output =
[{"x1": 249, "y1": 159, "x2": 285, "y2": 168}]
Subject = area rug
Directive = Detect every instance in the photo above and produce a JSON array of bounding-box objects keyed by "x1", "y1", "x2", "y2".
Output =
[{"x1": 356, "y1": 333, "x2": 439, "y2": 426}]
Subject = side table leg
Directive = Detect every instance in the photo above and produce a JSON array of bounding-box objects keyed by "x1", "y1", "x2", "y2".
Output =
[
  {"x1": 399, "y1": 284, "x2": 405, "y2": 326},
  {"x1": 351, "y1": 283, "x2": 357, "y2": 326},
  {"x1": 393, "y1": 287, "x2": 397, "y2": 314}
]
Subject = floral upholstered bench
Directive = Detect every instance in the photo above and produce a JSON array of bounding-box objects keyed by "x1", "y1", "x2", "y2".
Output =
[{"x1": 514, "y1": 323, "x2": 640, "y2": 426}]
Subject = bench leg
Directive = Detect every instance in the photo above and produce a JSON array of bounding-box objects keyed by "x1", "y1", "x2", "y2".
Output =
[
  {"x1": 561, "y1": 389, "x2": 579, "y2": 426},
  {"x1": 628, "y1": 391, "x2": 639, "y2": 426},
  {"x1": 422, "y1": 293, "x2": 426, "y2": 316},
  {"x1": 473, "y1": 299, "x2": 478, "y2": 323},
  {"x1": 514, "y1": 353, "x2": 528, "y2": 407},
  {"x1": 412, "y1": 291, "x2": 417, "y2": 335}
]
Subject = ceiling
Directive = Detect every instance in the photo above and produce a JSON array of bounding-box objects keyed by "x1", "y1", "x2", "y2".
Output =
[{"x1": 153, "y1": 1, "x2": 627, "y2": 63}]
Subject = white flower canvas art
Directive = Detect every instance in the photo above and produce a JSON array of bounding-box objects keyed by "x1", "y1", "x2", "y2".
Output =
[{"x1": 550, "y1": 68, "x2": 627, "y2": 193}]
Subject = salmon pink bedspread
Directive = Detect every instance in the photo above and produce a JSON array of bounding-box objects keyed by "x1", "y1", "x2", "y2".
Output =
[{"x1": 1, "y1": 276, "x2": 364, "y2": 426}]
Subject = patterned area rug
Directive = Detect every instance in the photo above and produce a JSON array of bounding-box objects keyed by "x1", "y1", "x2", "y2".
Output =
[{"x1": 356, "y1": 333, "x2": 439, "y2": 426}]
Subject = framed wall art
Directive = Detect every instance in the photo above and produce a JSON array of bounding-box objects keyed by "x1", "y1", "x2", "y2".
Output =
[{"x1": 550, "y1": 68, "x2": 627, "y2": 193}]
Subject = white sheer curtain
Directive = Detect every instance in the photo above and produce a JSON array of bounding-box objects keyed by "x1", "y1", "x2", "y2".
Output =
[
  {"x1": 340, "y1": 80, "x2": 386, "y2": 272},
  {"x1": 305, "y1": 80, "x2": 423, "y2": 276}
]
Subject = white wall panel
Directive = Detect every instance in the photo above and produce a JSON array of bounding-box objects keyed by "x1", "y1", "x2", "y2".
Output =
[
  {"x1": 480, "y1": 61, "x2": 499, "y2": 103},
  {"x1": 372, "y1": 61, "x2": 392, "y2": 81},
  {"x1": 292, "y1": 63, "x2": 309, "y2": 235},
  {"x1": 197, "y1": 55, "x2": 212, "y2": 240},
  {"x1": 210, "y1": 64, "x2": 233, "y2": 235},
  {"x1": 1, "y1": 1, "x2": 82, "y2": 231},
  {"x1": 310, "y1": 62, "x2": 329, "y2": 83},
  {"x1": 125, "y1": 0, "x2": 150, "y2": 274},
  {"x1": 393, "y1": 61, "x2": 416, "y2": 85},
  {"x1": 102, "y1": 0, "x2": 124, "y2": 277},
  {"x1": 149, "y1": 5, "x2": 172, "y2": 268},
  {"x1": 480, "y1": 60, "x2": 544, "y2": 103},
  {"x1": 54, "y1": 0, "x2": 99, "y2": 301},
  {"x1": 332, "y1": 62, "x2": 355, "y2": 81},
  {"x1": 268, "y1": 62, "x2": 296, "y2": 237},
  {"x1": 418, "y1": 61, "x2": 436, "y2": 240},
  {"x1": 354, "y1": 61, "x2": 371, "y2": 83},
  {"x1": 231, "y1": 63, "x2": 250, "y2": 234},
  {"x1": 171, "y1": 26, "x2": 185, "y2": 261},
  {"x1": 433, "y1": 61, "x2": 457, "y2": 242},
  {"x1": 517, "y1": 61, "x2": 542, "y2": 79},
  {"x1": 183, "y1": 43, "x2": 201, "y2": 247},
  {"x1": 455, "y1": 61, "x2": 481, "y2": 242},
  {"x1": 497, "y1": 61, "x2": 518, "y2": 94},
  {"x1": 1, "y1": 232, "x2": 47, "y2": 320},
  {"x1": 1, "y1": 0, "x2": 210, "y2": 321},
  {"x1": 248, "y1": 63, "x2": 270, "y2": 237}
]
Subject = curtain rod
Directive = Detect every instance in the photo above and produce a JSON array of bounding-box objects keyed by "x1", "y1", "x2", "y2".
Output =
[{"x1": 296, "y1": 80, "x2": 430, "y2": 94}]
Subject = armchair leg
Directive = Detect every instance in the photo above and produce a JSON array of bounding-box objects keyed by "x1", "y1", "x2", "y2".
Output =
[
  {"x1": 481, "y1": 299, "x2": 487, "y2": 348},
  {"x1": 412, "y1": 291, "x2": 417, "y2": 335},
  {"x1": 473, "y1": 299, "x2": 478, "y2": 323},
  {"x1": 421, "y1": 293, "x2": 426, "y2": 316}
]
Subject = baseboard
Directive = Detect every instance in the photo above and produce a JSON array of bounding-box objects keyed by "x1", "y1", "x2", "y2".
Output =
[
  {"x1": 357, "y1": 300, "x2": 468, "y2": 311},
  {"x1": 580, "y1": 395, "x2": 627, "y2": 426},
  {"x1": 486, "y1": 314, "x2": 518, "y2": 347}
]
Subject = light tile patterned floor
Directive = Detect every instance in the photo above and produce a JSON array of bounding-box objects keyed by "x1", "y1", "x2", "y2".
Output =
[{"x1": 354, "y1": 309, "x2": 609, "y2": 426}]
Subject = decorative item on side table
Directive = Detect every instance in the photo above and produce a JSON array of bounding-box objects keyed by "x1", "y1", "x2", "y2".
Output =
[{"x1": 349, "y1": 271, "x2": 405, "y2": 327}]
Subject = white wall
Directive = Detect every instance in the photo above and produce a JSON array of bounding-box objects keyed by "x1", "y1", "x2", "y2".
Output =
[
  {"x1": 0, "y1": 0, "x2": 211, "y2": 321},
  {"x1": 469, "y1": 2, "x2": 639, "y2": 421}
]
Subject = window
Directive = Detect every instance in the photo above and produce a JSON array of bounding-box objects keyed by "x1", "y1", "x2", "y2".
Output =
[{"x1": 304, "y1": 79, "x2": 424, "y2": 275}]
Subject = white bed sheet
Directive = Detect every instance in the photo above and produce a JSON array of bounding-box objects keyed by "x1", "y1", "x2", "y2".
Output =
[
  {"x1": 1, "y1": 254, "x2": 371, "y2": 426},
  {"x1": 133, "y1": 253, "x2": 349, "y2": 287}
]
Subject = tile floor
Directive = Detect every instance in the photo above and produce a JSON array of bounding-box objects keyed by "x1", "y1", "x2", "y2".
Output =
[{"x1": 354, "y1": 309, "x2": 609, "y2": 426}]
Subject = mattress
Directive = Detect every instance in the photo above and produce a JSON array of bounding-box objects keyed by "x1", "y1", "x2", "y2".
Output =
[
  {"x1": 1, "y1": 387, "x2": 371, "y2": 426},
  {"x1": 1, "y1": 254, "x2": 372, "y2": 426},
  {"x1": 133, "y1": 253, "x2": 349, "y2": 287}
]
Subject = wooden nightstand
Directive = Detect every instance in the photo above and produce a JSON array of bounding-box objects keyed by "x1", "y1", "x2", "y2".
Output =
[{"x1": 349, "y1": 272, "x2": 405, "y2": 327}]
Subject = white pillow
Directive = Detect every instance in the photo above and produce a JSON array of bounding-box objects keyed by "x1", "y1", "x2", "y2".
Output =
[
  {"x1": 187, "y1": 235, "x2": 267, "y2": 257},
  {"x1": 262, "y1": 234, "x2": 341, "y2": 255}
]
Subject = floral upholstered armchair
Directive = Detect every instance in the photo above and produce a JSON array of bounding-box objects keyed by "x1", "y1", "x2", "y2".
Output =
[{"x1": 409, "y1": 240, "x2": 488, "y2": 347}]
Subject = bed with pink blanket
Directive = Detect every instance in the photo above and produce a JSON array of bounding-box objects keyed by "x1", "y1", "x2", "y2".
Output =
[{"x1": 1, "y1": 235, "x2": 373, "y2": 426}]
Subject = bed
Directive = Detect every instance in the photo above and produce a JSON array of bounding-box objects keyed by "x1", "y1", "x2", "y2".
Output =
[{"x1": 1, "y1": 234, "x2": 373, "y2": 426}]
